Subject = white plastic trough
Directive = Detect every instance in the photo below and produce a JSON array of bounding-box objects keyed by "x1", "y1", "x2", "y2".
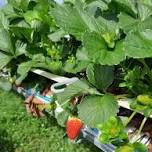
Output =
[{"x1": 32, "y1": 69, "x2": 148, "y2": 117}]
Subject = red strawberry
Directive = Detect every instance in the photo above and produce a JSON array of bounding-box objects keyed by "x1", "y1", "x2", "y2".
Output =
[{"x1": 66, "y1": 117, "x2": 83, "y2": 140}]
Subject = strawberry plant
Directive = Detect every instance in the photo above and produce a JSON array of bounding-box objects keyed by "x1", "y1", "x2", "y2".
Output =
[
  {"x1": 97, "y1": 116, "x2": 128, "y2": 145},
  {"x1": 1, "y1": 0, "x2": 152, "y2": 151}
]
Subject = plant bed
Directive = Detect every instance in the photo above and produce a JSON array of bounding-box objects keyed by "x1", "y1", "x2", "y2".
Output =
[{"x1": 7, "y1": 69, "x2": 150, "y2": 151}]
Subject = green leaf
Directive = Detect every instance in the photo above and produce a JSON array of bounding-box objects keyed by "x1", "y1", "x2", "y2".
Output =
[
  {"x1": 17, "y1": 56, "x2": 63, "y2": 84},
  {"x1": 1, "y1": 4, "x2": 19, "y2": 19},
  {"x1": 56, "y1": 110, "x2": 69, "y2": 127},
  {"x1": 78, "y1": 94, "x2": 119, "y2": 127},
  {"x1": 34, "y1": 0, "x2": 54, "y2": 27},
  {"x1": 57, "y1": 80, "x2": 101, "y2": 104},
  {"x1": 132, "y1": 142, "x2": 148, "y2": 152},
  {"x1": 16, "y1": 61, "x2": 32, "y2": 85},
  {"x1": 83, "y1": 31, "x2": 125, "y2": 65},
  {"x1": 125, "y1": 31, "x2": 152, "y2": 58},
  {"x1": 52, "y1": 0, "x2": 97, "y2": 39},
  {"x1": 114, "y1": 0, "x2": 137, "y2": 16},
  {"x1": 116, "y1": 142, "x2": 148, "y2": 152},
  {"x1": 34, "y1": 61, "x2": 64, "y2": 75},
  {"x1": 87, "y1": 0, "x2": 109, "y2": 14},
  {"x1": 121, "y1": 67, "x2": 149, "y2": 95},
  {"x1": 95, "y1": 16, "x2": 119, "y2": 43},
  {"x1": 24, "y1": 7, "x2": 50, "y2": 31},
  {"x1": 52, "y1": 0, "x2": 119, "y2": 41},
  {"x1": 0, "y1": 78, "x2": 12, "y2": 91},
  {"x1": 118, "y1": 13, "x2": 139, "y2": 33},
  {"x1": 0, "y1": 52, "x2": 12, "y2": 69},
  {"x1": 32, "y1": 54, "x2": 45, "y2": 62},
  {"x1": 137, "y1": 2, "x2": 152, "y2": 21},
  {"x1": 86, "y1": 64, "x2": 114, "y2": 91},
  {"x1": 64, "y1": 59, "x2": 89, "y2": 74},
  {"x1": 143, "y1": 107, "x2": 152, "y2": 118},
  {"x1": 0, "y1": 28, "x2": 14, "y2": 54},
  {"x1": 34, "y1": 0, "x2": 49, "y2": 14},
  {"x1": 48, "y1": 29, "x2": 66, "y2": 42},
  {"x1": 17, "y1": 54, "x2": 61, "y2": 82},
  {"x1": 15, "y1": 73, "x2": 29, "y2": 86},
  {"x1": 140, "y1": 0, "x2": 152, "y2": 6},
  {"x1": 17, "y1": 61, "x2": 33, "y2": 76},
  {"x1": 138, "y1": 17, "x2": 152, "y2": 31},
  {"x1": 103, "y1": 0, "x2": 111, "y2": 3},
  {"x1": 86, "y1": 64, "x2": 96, "y2": 86},
  {"x1": 10, "y1": 26, "x2": 34, "y2": 43},
  {"x1": 98, "y1": 116, "x2": 128, "y2": 144},
  {"x1": 140, "y1": 29, "x2": 152, "y2": 40},
  {"x1": 13, "y1": 20, "x2": 31, "y2": 28},
  {"x1": 76, "y1": 47, "x2": 90, "y2": 61},
  {"x1": 0, "y1": 12, "x2": 9, "y2": 29},
  {"x1": 17, "y1": 54, "x2": 48, "y2": 79},
  {"x1": 15, "y1": 40, "x2": 27, "y2": 56},
  {"x1": 24, "y1": 10, "x2": 42, "y2": 24},
  {"x1": 118, "y1": 13, "x2": 152, "y2": 33},
  {"x1": 52, "y1": 3, "x2": 86, "y2": 39},
  {"x1": 7, "y1": 0, "x2": 30, "y2": 11}
]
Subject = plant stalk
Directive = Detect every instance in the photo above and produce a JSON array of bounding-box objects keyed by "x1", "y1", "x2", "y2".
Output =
[
  {"x1": 125, "y1": 111, "x2": 137, "y2": 127},
  {"x1": 139, "y1": 59, "x2": 152, "y2": 82},
  {"x1": 60, "y1": 100, "x2": 69, "y2": 107},
  {"x1": 136, "y1": 117, "x2": 147, "y2": 138}
]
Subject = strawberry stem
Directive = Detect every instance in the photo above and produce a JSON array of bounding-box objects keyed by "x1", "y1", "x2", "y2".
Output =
[
  {"x1": 136, "y1": 117, "x2": 147, "y2": 139},
  {"x1": 60, "y1": 100, "x2": 69, "y2": 107},
  {"x1": 125, "y1": 111, "x2": 136, "y2": 127}
]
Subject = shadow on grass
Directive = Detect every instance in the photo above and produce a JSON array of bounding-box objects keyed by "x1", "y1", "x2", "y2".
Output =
[{"x1": 0, "y1": 129, "x2": 15, "y2": 152}]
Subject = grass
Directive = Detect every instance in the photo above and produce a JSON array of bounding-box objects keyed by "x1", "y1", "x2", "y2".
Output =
[{"x1": 0, "y1": 90, "x2": 101, "y2": 152}]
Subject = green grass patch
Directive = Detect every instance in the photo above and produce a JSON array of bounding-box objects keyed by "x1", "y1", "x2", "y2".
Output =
[{"x1": 0, "y1": 90, "x2": 101, "y2": 152}]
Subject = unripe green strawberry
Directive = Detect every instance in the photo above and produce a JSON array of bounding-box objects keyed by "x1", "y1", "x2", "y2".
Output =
[
  {"x1": 137, "y1": 95, "x2": 152, "y2": 106},
  {"x1": 66, "y1": 117, "x2": 83, "y2": 140},
  {"x1": 116, "y1": 145, "x2": 134, "y2": 152}
]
